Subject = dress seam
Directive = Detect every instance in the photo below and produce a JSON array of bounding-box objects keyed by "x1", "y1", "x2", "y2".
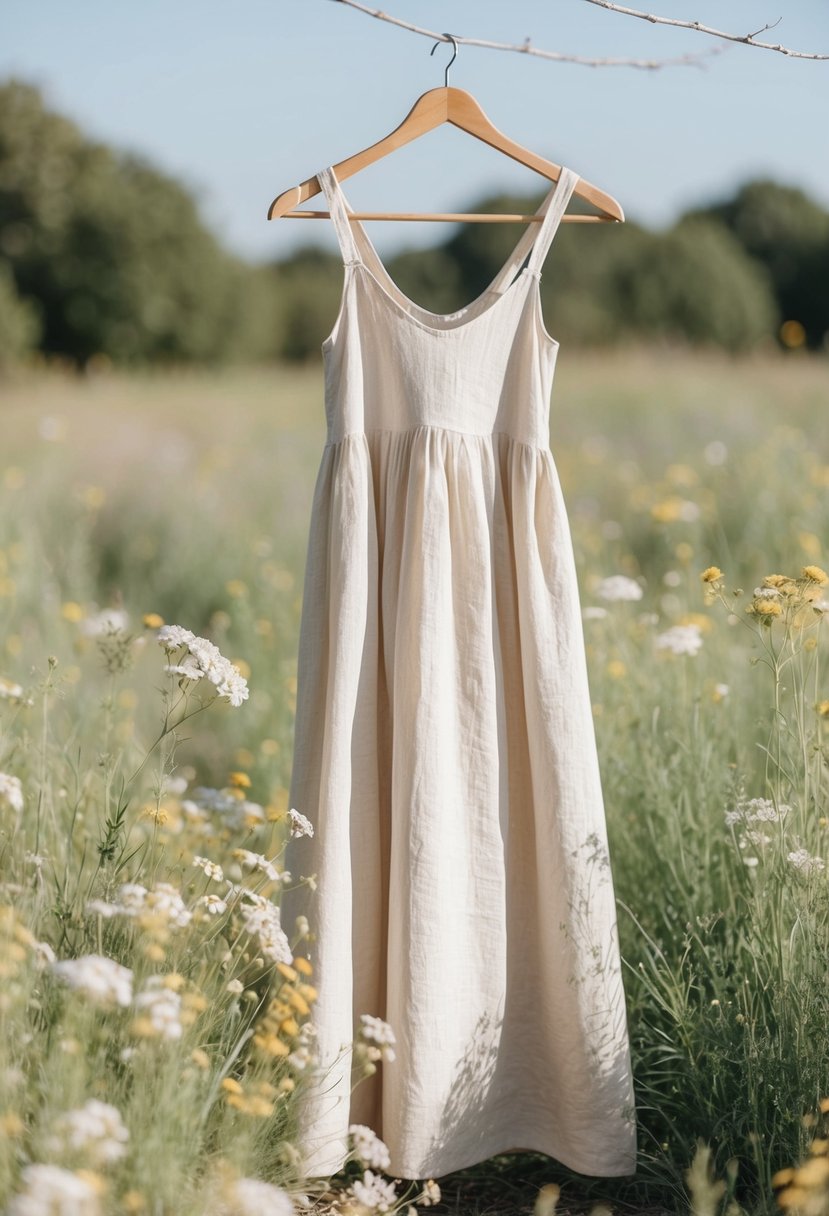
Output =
[{"x1": 323, "y1": 424, "x2": 551, "y2": 453}]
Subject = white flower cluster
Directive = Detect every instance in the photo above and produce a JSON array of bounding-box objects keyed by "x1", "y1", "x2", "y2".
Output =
[
  {"x1": 288, "y1": 1021, "x2": 318, "y2": 1072},
  {"x1": 288, "y1": 807, "x2": 314, "y2": 839},
  {"x1": 237, "y1": 892, "x2": 293, "y2": 966},
  {"x1": 133, "y1": 976, "x2": 184, "y2": 1040},
  {"x1": 86, "y1": 881, "x2": 192, "y2": 931},
  {"x1": 195, "y1": 893, "x2": 228, "y2": 917},
  {"x1": 0, "y1": 675, "x2": 24, "y2": 700},
  {"x1": 51, "y1": 955, "x2": 134, "y2": 1008},
  {"x1": 787, "y1": 847, "x2": 826, "y2": 875},
  {"x1": 214, "y1": 1178, "x2": 296, "y2": 1216},
  {"x1": 190, "y1": 786, "x2": 266, "y2": 829},
  {"x1": 595, "y1": 575, "x2": 644, "y2": 602},
  {"x1": 79, "y1": 608, "x2": 131, "y2": 638},
  {"x1": 193, "y1": 855, "x2": 225, "y2": 883},
  {"x1": 233, "y1": 849, "x2": 288, "y2": 883},
  {"x1": 46, "y1": 1099, "x2": 129, "y2": 1166},
  {"x1": 9, "y1": 1164, "x2": 102, "y2": 1216},
  {"x1": 358, "y1": 1013, "x2": 396, "y2": 1063},
  {"x1": 725, "y1": 796, "x2": 792, "y2": 867},
  {"x1": 655, "y1": 623, "x2": 704, "y2": 656},
  {"x1": 156, "y1": 625, "x2": 249, "y2": 707},
  {"x1": 0, "y1": 770, "x2": 24, "y2": 814},
  {"x1": 349, "y1": 1123, "x2": 391, "y2": 1170},
  {"x1": 347, "y1": 1168, "x2": 400, "y2": 1213}
]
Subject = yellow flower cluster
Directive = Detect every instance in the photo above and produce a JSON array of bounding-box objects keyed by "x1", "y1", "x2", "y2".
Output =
[
  {"x1": 252, "y1": 959, "x2": 316, "y2": 1059},
  {"x1": 773, "y1": 1096, "x2": 829, "y2": 1213},
  {"x1": 220, "y1": 1076, "x2": 279, "y2": 1118}
]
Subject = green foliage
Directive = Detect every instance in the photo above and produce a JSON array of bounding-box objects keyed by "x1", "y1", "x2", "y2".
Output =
[
  {"x1": 0, "y1": 259, "x2": 41, "y2": 367},
  {"x1": 612, "y1": 217, "x2": 779, "y2": 351},
  {"x1": 688, "y1": 180, "x2": 829, "y2": 349},
  {"x1": 0, "y1": 79, "x2": 269, "y2": 367}
]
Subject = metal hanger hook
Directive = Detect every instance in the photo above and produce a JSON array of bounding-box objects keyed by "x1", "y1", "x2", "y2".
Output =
[{"x1": 430, "y1": 32, "x2": 459, "y2": 87}]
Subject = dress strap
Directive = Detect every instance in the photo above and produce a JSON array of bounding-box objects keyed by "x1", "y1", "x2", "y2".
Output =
[
  {"x1": 526, "y1": 167, "x2": 580, "y2": 276},
  {"x1": 317, "y1": 166, "x2": 362, "y2": 267}
]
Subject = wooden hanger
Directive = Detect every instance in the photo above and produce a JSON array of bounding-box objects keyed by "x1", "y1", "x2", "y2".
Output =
[{"x1": 268, "y1": 35, "x2": 624, "y2": 226}]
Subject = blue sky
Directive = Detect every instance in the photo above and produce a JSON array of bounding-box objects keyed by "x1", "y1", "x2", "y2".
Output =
[{"x1": 2, "y1": 0, "x2": 828, "y2": 264}]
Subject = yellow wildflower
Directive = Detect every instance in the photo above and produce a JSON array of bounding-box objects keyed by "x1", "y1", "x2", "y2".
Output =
[
  {"x1": 142, "y1": 613, "x2": 165, "y2": 628},
  {"x1": 700, "y1": 566, "x2": 723, "y2": 583},
  {"x1": 803, "y1": 565, "x2": 828, "y2": 585},
  {"x1": 292, "y1": 956, "x2": 313, "y2": 976},
  {"x1": 228, "y1": 771, "x2": 251, "y2": 788}
]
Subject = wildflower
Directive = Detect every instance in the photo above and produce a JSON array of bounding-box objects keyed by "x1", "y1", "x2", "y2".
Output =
[
  {"x1": 223, "y1": 1179, "x2": 295, "y2": 1216},
  {"x1": 233, "y1": 848, "x2": 281, "y2": 882},
  {"x1": 156, "y1": 625, "x2": 249, "y2": 707},
  {"x1": 655, "y1": 624, "x2": 704, "y2": 656},
  {"x1": 238, "y1": 898, "x2": 293, "y2": 966},
  {"x1": 132, "y1": 976, "x2": 184, "y2": 1040},
  {"x1": 420, "y1": 1178, "x2": 442, "y2": 1206},
  {"x1": 8, "y1": 1164, "x2": 102, "y2": 1216},
  {"x1": 47, "y1": 1100, "x2": 129, "y2": 1166},
  {"x1": 228, "y1": 771, "x2": 251, "y2": 788},
  {"x1": 700, "y1": 567, "x2": 723, "y2": 584},
  {"x1": 358, "y1": 1013, "x2": 396, "y2": 1063},
  {"x1": 195, "y1": 894, "x2": 228, "y2": 916},
  {"x1": 288, "y1": 808, "x2": 314, "y2": 838},
  {"x1": 79, "y1": 608, "x2": 130, "y2": 637},
  {"x1": 191, "y1": 786, "x2": 265, "y2": 829},
  {"x1": 193, "y1": 856, "x2": 224, "y2": 883},
  {"x1": 787, "y1": 849, "x2": 826, "y2": 875},
  {"x1": 0, "y1": 771, "x2": 24, "y2": 814},
  {"x1": 349, "y1": 1123, "x2": 392, "y2": 1170},
  {"x1": 226, "y1": 979, "x2": 244, "y2": 995},
  {"x1": 0, "y1": 676, "x2": 23, "y2": 699},
  {"x1": 582, "y1": 606, "x2": 608, "y2": 620},
  {"x1": 347, "y1": 1168, "x2": 400, "y2": 1213},
  {"x1": 803, "y1": 566, "x2": 829, "y2": 585},
  {"x1": 595, "y1": 575, "x2": 644, "y2": 602},
  {"x1": 712, "y1": 684, "x2": 729, "y2": 701},
  {"x1": 51, "y1": 955, "x2": 134, "y2": 1008}
]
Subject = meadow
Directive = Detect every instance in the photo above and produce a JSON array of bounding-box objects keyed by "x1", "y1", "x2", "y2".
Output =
[{"x1": 1, "y1": 345, "x2": 829, "y2": 1216}]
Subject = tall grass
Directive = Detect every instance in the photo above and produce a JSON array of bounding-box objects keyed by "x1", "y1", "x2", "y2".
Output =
[{"x1": 0, "y1": 348, "x2": 828, "y2": 1214}]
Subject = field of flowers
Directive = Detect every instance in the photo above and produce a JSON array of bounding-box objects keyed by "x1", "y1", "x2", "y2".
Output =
[{"x1": 1, "y1": 346, "x2": 828, "y2": 1216}]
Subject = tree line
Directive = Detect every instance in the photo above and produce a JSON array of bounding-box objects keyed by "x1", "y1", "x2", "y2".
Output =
[{"x1": 1, "y1": 78, "x2": 827, "y2": 370}]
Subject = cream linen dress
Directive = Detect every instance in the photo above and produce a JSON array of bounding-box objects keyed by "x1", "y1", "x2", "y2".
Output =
[{"x1": 280, "y1": 163, "x2": 637, "y2": 1182}]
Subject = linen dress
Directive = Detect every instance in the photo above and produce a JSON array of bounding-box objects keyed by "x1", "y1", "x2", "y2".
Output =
[{"x1": 280, "y1": 163, "x2": 637, "y2": 1182}]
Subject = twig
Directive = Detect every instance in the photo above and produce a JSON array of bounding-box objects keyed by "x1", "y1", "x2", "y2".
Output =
[
  {"x1": 328, "y1": 0, "x2": 729, "y2": 70},
  {"x1": 581, "y1": 0, "x2": 829, "y2": 60}
]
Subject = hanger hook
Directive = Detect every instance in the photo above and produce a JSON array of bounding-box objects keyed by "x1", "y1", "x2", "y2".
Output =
[{"x1": 430, "y1": 32, "x2": 459, "y2": 87}]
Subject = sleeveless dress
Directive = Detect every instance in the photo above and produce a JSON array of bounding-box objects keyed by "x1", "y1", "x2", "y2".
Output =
[{"x1": 281, "y1": 163, "x2": 637, "y2": 1183}]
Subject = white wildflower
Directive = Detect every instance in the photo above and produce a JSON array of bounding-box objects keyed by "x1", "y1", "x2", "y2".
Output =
[
  {"x1": 226, "y1": 979, "x2": 244, "y2": 995},
  {"x1": 582, "y1": 606, "x2": 608, "y2": 620},
  {"x1": 349, "y1": 1123, "x2": 392, "y2": 1170},
  {"x1": 788, "y1": 848, "x2": 826, "y2": 875},
  {"x1": 51, "y1": 955, "x2": 134, "y2": 1008},
  {"x1": 348, "y1": 1168, "x2": 400, "y2": 1213},
  {"x1": 359, "y1": 1013, "x2": 396, "y2": 1062},
  {"x1": 156, "y1": 626, "x2": 249, "y2": 707},
  {"x1": 238, "y1": 898, "x2": 292, "y2": 966},
  {"x1": 0, "y1": 676, "x2": 23, "y2": 700},
  {"x1": 191, "y1": 786, "x2": 265, "y2": 829},
  {"x1": 48, "y1": 1099, "x2": 129, "y2": 1166},
  {"x1": 595, "y1": 575, "x2": 644, "y2": 602},
  {"x1": 79, "y1": 608, "x2": 130, "y2": 637},
  {"x1": 655, "y1": 623, "x2": 704, "y2": 656},
  {"x1": 0, "y1": 771, "x2": 24, "y2": 814},
  {"x1": 225, "y1": 1178, "x2": 295, "y2": 1216},
  {"x1": 133, "y1": 976, "x2": 184, "y2": 1040},
  {"x1": 232, "y1": 849, "x2": 281, "y2": 882},
  {"x1": 85, "y1": 899, "x2": 121, "y2": 919},
  {"x1": 8, "y1": 1164, "x2": 102, "y2": 1216},
  {"x1": 195, "y1": 894, "x2": 228, "y2": 916},
  {"x1": 714, "y1": 683, "x2": 730, "y2": 698},
  {"x1": 288, "y1": 808, "x2": 314, "y2": 838},
  {"x1": 193, "y1": 856, "x2": 224, "y2": 883}
]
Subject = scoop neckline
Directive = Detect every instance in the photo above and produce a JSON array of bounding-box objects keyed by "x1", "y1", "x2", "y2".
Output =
[{"x1": 326, "y1": 166, "x2": 570, "y2": 336}]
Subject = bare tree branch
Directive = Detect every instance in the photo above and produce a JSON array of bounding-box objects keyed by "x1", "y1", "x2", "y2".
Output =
[
  {"x1": 329, "y1": 0, "x2": 829, "y2": 66},
  {"x1": 328, "y1": 0, "x2": 730, "y2": 70},
  {"x1": 582, "y1": 0, "x2": 829, "y2": 60}
]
